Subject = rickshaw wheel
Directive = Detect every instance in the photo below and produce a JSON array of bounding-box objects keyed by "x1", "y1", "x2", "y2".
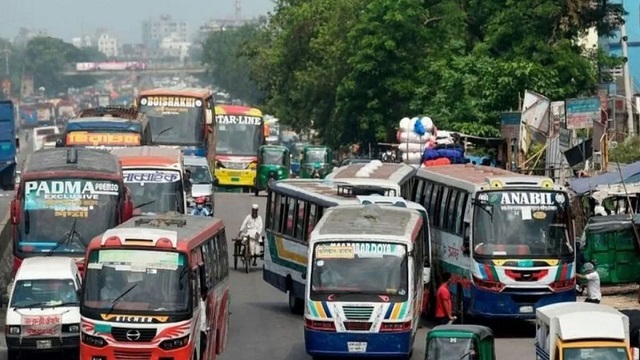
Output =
[{"x1": 254, "y1": 188, "x2": 259, "y2": 196}]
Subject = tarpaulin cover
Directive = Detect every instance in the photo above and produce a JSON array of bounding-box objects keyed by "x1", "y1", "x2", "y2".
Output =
[{"x1": 569, "y1": 161, "x2": 640, "y2": 195}]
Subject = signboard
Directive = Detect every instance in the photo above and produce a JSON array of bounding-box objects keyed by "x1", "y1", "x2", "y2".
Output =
[
  {"x1": 216, "y1": 114, "x2": 262, "y2": 125},
  {"x1": 22, "y1": 315, "x2": 62, "y2": 337},
  {"x1": 123, "y1": 170, "x2": 181, "y2": 183},
  {"x1": 96, "y1": 249, "x2": 182, "y2": 270},
  {"x1": 24, "y1": 179, "x2": 119, "y2": 217},
  {"x1": 315, "y1": 242, "x2": 405, "y2": 259},
  {"x1": 565, "y1": 97, "x2": 601, "y2": 129},
  {"x1": 139, "y1": 96, "x2": 202, "y2": 108},
  {"x1": 66, "y1": 132, "x2": 141, "y2": 147}
]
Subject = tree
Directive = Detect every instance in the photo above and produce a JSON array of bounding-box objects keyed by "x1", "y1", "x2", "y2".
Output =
[
  {"x1": 242, "y1": 0, "x2": 625, "y2": 147},
  {"x1": 201, "y1": 24, "x2": 263, "y2": 105}
]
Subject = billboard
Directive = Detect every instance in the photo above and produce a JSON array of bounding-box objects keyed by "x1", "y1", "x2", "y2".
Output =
[
  {"x1": 565, "y1": 97, "x2": 601, "y2": 129},
  {"x1": 75, "y1": 62, "x2": 147, "y2": 72}
]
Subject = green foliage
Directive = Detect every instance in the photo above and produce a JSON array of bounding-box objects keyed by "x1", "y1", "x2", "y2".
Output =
[
  {"x1": 201, "y1": 24, "x2": 263, "y2": 105},
  {"x1": 0, "y1": 36, "x2": 104, "y2": 97},
  {"x1": 213, "y1": 0, "x2": 626, "y2": 147},
  {"x1": 609, "y1": 136, "x2": 640, "y2": 164}
]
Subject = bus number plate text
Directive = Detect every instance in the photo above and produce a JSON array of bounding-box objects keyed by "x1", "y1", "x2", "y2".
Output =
[
  {"x1": 519, "y1": 306, "x2": 533, "y2": 313},
  {"x1": 347, "y1": 342, "x2": 367, "y2": 353}
]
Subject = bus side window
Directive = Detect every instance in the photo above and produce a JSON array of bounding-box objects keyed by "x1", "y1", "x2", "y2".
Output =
[
  {"x1": 428, "y1": 184, "x2": 439, "y2": 225},
  {"x1": 307, "y1": 204, "x2": 317, "y2": 241},
  {"x1": 447, "y1": 190, "x2": 459, "y2": 233},
  {"x1": 463, "y1": 224, "x2": 470, "y2": 256},
  {"x1": 202, "y1": 241, "x2": 213, "y2": 287},
  {"x1": 438, "y1": 187, "x2": 449, "y2": 228},
  {"x1": 267, "y1": 190, "x2": 274, "y2": 229},
  {"x1": 295, "y1": 201, "x2": 306, "y2": 241},
  {"x1": 285, "y1": 198, "x2": 296, "y2": 237},
  {"x1": 219, "y1": 230, "x2": 229, "y2": 278},
  {"x1": 273, "y1": 194, "x2": 283, "y2": 233},
  {"x1": 208, "y1": 237, "x2": 219, "y2": 284}
]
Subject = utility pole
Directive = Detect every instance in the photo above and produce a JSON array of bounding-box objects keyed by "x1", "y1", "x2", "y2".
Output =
[{"x1": 620, "y1": 18, "x2": 635, "y2": 136}]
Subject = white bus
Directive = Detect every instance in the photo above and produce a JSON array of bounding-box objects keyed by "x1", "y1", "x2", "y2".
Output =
[
  {"x1": 304, "y1": 204, "x2": 424, "y2": 359},
  {"x1": 265, "y1": 179, "x2": 431, "y2": 314},
  {"x1": 325, "y1": 160, "x2": 416, "y2": 199},
  {"x1": 409, "y1": 164, "x2": 576, "y2": 321}
]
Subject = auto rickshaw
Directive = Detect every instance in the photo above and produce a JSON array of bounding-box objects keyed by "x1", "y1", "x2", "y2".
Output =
[
  {"x1": 425, "y1": 325, "x2": 495, "y2": 360},
  {"x1": 254, "y1": 145, "x2": 290, "y2": 196},
  {"x1": 300, "y1": 145, "x2": 333, "y2": 179}
]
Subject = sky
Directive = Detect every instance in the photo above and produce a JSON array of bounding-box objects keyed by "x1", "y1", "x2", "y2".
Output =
[{"x1": 0, "y1": 0, "x2": 274, "y2": 43}]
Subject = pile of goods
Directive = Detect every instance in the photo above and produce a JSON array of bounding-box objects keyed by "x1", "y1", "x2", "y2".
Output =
[{"x1": 396, "y1": 116, "x2": 469, "y2": 167}]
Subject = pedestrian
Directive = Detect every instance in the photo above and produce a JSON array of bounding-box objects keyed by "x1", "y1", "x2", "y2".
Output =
[
  {"x1": 435, "y1": 272, "x2": 457, "y2": 325},
  {"x1": 576, "y1": 262, "x2": 601, "y2": 304}
]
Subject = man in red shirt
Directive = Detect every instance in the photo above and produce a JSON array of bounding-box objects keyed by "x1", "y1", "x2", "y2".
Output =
[{"x1": 435, "y1": 272, "x2": 457, "y2": 325}]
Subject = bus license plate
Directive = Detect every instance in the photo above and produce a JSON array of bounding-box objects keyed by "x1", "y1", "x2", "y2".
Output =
[
  {"x1": 519, "y1": 306, "x2": 534, "y2": 313},
  {"x1": 36, "y1": 340, "x2": 52, "y2": 349},
  {"x1": 348, "y1": 342, "x2": 367, "y2": 353}
]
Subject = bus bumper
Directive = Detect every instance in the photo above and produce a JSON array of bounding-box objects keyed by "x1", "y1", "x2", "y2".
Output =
[
  {"x1": 304, "y1": 329, "x2": 412, "y2": 357},
  {"x1": 80, "y1": 343, "x2": 192, "y2": 360},
  {"x1": 469, "y1": 286, "x2": 576, "y2": 319},
  {"x1": 215, "y1": 169, "x2": 255, "y2": 187}
]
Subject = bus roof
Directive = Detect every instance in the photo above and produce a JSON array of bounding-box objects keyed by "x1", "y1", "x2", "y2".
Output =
[
  {"x1": 416, "y1": 164, "x2": 562, "y2": 191},
  {"x1": 90, "y1": 213, "x2": 224, "y2": 252},
  {"x1": 23, "y1": 148, "x2": 121, "y2": 175},
  {"x1": 312, "y1": 204, "x2": 421, "y2": 239},
  {"x1": 111, "y1": 146, "x2": 183, "y2": 168},
  {"x1": 215, "y1": 105, "x2": 262, "y2": 116},
  {"x1": 65, "y1": 118, "x2": 144, "y2": 132},
  {"x1": 139, "y1": 87, "x2": 213, "y2": 99},
  {"x1": 271, "y1": 179, "x2": 394, "y2": 207},
  {"x1": 326, "y1": 161, "x2": 416, "y2": 184}
]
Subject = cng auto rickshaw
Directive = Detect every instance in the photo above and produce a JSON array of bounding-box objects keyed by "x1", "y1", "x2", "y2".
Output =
[
  {"x1": 300, "y1": 145, "x2": 333, "y2": 179},
  {"x1": 254, "y1": 145, "x2": 291, "y2": 196},
  {"x1": 425, "y1": 325, "x2": 495, "y2": 360}
]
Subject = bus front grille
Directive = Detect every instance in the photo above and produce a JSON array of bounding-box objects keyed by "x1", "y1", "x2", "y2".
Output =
[{"x1": 342, "y1": 306, "x2": 374, "y2": 320}]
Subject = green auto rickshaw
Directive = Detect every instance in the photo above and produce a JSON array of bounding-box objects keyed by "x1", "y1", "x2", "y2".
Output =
[
  {"x1": 254, "y1": 145, "x2": 291, "y2": 196},
  {"x1": 425, "y1": 325, "x2": 495, "y2": 360},
  {"x1": 300, "y1": 145, "x2": 333, "y2": 179}
]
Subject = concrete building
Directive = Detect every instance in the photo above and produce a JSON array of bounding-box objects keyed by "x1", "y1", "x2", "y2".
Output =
[
  {"x1": 72, "y1": 36, "x2": 93, "y2": 48},
  {"x1": 142, "y1": 15, "x2": 188, "y2": 50},
  {"x1": 97, "y1": 33, "x2": 119, "y2": 58},
  {"x1": 159, "y1": 35, "x2": 191, "y2": 62}
]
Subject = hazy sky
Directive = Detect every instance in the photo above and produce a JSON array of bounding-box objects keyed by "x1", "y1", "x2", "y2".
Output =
[{"x1": 0, "y1": 0, "x2": 274, "y2": 43}]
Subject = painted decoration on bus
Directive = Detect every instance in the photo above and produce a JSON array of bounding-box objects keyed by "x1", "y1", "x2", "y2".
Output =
[
  {"x1": 66, "y1": 131, "x2": 141, "y2": 147},
  {"x1": 216, "y1": 114, "x2": 262, "y2": 125},
  {"x1": 315, "y1": 242, "x2": 406, "y2": 259},
  {"x1": 139, "y1": 96, "x2": 202, "y2": 108},
  {"x1": 24, "y1": 179, "x2": 119, "y2": 218},
  {"x1": 481, "y1": 191, "x2": 566, "y2": 211},
  {"x1": 123, "y1": 170, "x2": 181, "y2": 183},
  {"x1": 22, "y1": 315, "x2": 62, "y2": 336}
]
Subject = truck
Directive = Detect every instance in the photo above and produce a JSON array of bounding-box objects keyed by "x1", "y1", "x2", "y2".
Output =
[
  {"x1": 0, "y1": 100, "x2": 17, "y2": 190},
  {"x1": 535, "y1": 302, "x2": 633, "y2": 360}
]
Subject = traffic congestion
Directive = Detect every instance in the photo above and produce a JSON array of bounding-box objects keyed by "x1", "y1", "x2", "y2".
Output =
[{"x1": 0, "y1": 87, "x2": 638, "y2": 360}]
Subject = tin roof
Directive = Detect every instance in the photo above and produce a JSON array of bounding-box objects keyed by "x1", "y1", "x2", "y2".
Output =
[
  {"x1": 23, "y1": 148, "x2": 120, "y2": 174},
  {"x1": 316, "y1": 205, "x2": 418, "y2": 237}
]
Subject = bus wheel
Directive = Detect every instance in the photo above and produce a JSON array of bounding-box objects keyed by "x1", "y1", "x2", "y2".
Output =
[{"x1": 288, "y1": 291, "x2": 303, "y2": 314}]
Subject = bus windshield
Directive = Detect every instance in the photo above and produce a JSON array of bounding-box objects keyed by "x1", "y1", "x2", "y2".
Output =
[
  {"x1": 473, "y1": 190, "x2": 573, "y2": 258},
  {"x1": 18, "y1": 179, "x2": 120, "y2": 254},
  {"x1": 83, "y1": 249, "x2": 190, "y2": 313},
  {"x1": 216, "y1": 122, "x2": 262, "y2": 156},
  {"x1": 310, "y1": 241, "x2": 408, "y2": 301},
  {"x1": 563, "y1": 347, "x2": 628, "y2": 360},
  {"x1": 65, "y1": 131, "x2": 141, "y2": 149},
  {"x1": 123, "y1": 169, "x2": 185, "y2": 214},
  {"x1": 141, "y1": 101, "x2": 204, "y2": 146}
]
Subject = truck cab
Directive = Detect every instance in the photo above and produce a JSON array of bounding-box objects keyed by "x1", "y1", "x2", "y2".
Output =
[{"x1": 536, "y1": 302, "x2": 632, "y2": 360}]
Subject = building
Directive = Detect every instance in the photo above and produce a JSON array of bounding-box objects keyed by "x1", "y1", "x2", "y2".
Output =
[
  {"x1": 97, "y1": 33, "x2": 119, "y2": 58},
  {"x1": 194, "y1": 18, "x2": 254, "y2": 45},
  {"x1": 142, "y1": 15, "x2": 188, "y2": 50},
  {"x1": 120, "y1": 43, "x2": 147, "y2": 60},
  {"x1": 159, "y1": 35, "x2": 191, "y2": 62},
  {"x1": 72, "y1": 36, "x2": 93, "y2": 48}
]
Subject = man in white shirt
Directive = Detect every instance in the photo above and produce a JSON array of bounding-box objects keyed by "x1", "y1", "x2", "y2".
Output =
[
  {"x1": 577, "y1": 262, "x2": 601, "y2": 304},
  {"x1": 239, "y1": 204, "x2": 263, "y2": 266},
  {"x1": 199, "y1": 294, "x2": 208, "y2": 360}
]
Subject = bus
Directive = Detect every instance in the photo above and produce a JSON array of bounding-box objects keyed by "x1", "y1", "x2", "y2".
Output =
[
  {"x1": 62, "y1": 106, "x2": 151, "y2": 150},
  {"x1": 409, "y1": 164, "x2": 576, "y2": 320},
  {"x1": 304, "y1": 204, "x2": 424, "y2": 358},
  {"x1": 265, "y1": 179, "x2": 431, "y2": 314},
  {"x1": 9, "y1": 148, "x2": 134, "y2": 274},
  {"x1": 214, "y1": 105, "x2": 264, "y2": 190},
  {"x1": 79, "y1": 214, "x2": 230, "y2": 360},
  {"x1": 111, "y1": 146, "x2": 187, "y2": 215},
  {"x1": 325, "y1": 160, "x2": 417, "y2": 199},
  {"x1": 137, "y1": 88, "x2": 216, "y2": 159}
]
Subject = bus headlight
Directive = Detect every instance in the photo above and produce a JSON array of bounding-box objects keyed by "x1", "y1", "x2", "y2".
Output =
[
  {"x1": 6, "y1": 326, "x2": 20, "y2": 335},
  {"x1": 82, "y1": 333, "x2": 107, "y2": 348},
  {"x1": 248, "y1": 162, "x2": 257, "y2": 170},
  {"x1": 159, "y1": 335, "x2": 190, "y2": 350}
]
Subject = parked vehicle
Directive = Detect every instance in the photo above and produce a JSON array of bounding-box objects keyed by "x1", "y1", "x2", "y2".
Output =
[{"x1": 425, "y1": 325, "x2": 495, "y2": 360}]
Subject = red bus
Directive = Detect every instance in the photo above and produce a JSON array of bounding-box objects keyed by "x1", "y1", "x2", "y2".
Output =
[
  {"x1": 79, "y1": 213, "x2": 230, "y2": 360},
  {"x1": 9, "y1": 148, "x2": 133, "y2": 274}
]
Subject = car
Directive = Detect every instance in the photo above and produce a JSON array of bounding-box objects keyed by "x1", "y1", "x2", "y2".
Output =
[{"x1": 184, "y1": 155, "x2": 216, "y2": 215}]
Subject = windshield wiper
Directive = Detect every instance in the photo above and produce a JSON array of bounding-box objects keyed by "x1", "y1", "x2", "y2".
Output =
[
  {"x1": 50, "y1": 301, "x2": 79, "y2": 307},
  {"x1": 24, "y1": 210, "x2": 31, "y2": 235},
  {"x1": 45, "y1": 218, "x2": 85, "y2": 256},
  {"x1": 156, "y1": 127, "x2": 174, "y2": 136},
  {"x1": 105, "y1": 283, "x2": 138, "y2": 318},
  {"x1": 134, "y1": 199, "x2": 156, "y2": 209},
  {"x1": 14, "y1": 301, "x2": 52, "y2": 309}
]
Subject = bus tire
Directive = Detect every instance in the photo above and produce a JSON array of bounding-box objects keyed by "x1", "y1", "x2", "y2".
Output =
[{"x1": 288, "y1": 290, "x2": 303, "y2": 314}]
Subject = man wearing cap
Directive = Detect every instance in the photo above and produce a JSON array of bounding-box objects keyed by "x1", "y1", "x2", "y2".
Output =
[
  {"x1": 577, "y1": 262, "x2": 601, "y2": 304},
  {"x1": 239, "y1": 204, "x2": 264, "y2": 266}
]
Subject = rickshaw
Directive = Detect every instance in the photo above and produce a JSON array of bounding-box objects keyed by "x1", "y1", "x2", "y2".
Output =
[
  {"x1": 425, "y1": 325, "x2": 495, "y2": 360},
  {"x1": 232, "y1": 235, "x2": 265, "y2": 273},
  {"x1": 299, "y1": 145, "x2": 333, "y2": 179},
  {"x1": 254, "y1": 145, "x2": 291, "y2": 196}
]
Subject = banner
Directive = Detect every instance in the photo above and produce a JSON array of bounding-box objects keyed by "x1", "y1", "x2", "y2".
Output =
[
  {"x1": 123, "y1": 170, "x2": 181, "y2": 183},
  {"x1": 22, "y1": 315, "x2": 62, "y2": 337},
  {"x1": 565, "y1": 97, "x2": 601, "y2": 129}
]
